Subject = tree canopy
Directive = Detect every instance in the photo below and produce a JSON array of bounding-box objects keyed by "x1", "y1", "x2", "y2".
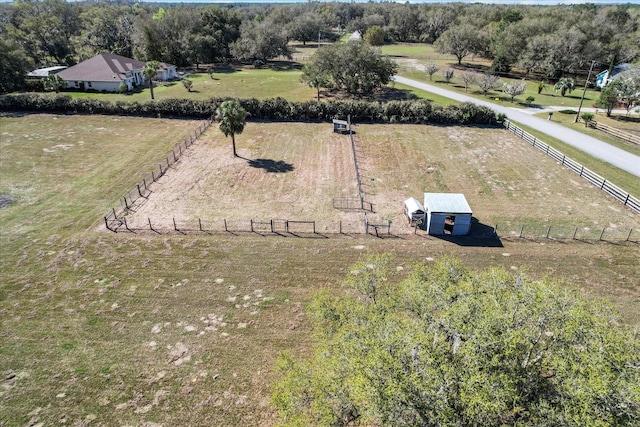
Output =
[
  {"x1": 274, "y1": 256, "x2": 640, "y2": 427},
  {"x1": 309, "y1": 40, "x2": 397, "y2": 96},
  {"x1": 0, "y1": 2, "x2": 638, "y2": 94}
]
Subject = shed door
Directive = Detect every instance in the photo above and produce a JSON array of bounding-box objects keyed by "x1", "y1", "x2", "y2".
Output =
[{"x1": 444, "y1": 215, "x2": 455, "y2": 234}]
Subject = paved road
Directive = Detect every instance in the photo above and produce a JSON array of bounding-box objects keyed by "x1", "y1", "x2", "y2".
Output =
[{"x1": 394, "y1": 76, "x2": 640, "y2": 178}]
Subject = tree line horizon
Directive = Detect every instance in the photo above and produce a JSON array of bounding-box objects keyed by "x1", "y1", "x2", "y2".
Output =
[{"x1": 1, "y1": 1, "x2": 638, "y2": 94}]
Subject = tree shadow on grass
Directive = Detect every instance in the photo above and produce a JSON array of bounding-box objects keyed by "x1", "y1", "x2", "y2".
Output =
[{"x1": 245, "y1": 158, "x2": 295, "y2": 173}]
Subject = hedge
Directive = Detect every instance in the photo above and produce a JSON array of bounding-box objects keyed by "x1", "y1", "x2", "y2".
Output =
[{"x1": 0, "y1": 93, "x2": 498, "y2": 125}]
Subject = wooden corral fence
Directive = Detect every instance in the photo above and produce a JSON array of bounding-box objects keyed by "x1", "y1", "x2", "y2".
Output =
[
  {"x1": 104, "y1": 119, "x2": 212, "y2": 231},
  {"x1": 503, "y1": 120, "x2": 640, "y2": 214},
  {"x1": 588, "y1": 121, "x2": 640, "y2": 146}
]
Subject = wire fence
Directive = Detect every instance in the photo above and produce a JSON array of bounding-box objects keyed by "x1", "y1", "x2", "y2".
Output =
[
  {"x1": 103, "y1": 118, "x2": 212, "y2": 228},
  {"x1": 105, "y1": 215, "x2": 639, "y2": 243},
  {"x1": 503, "y1": 120, "x2": 640, "y2": 214}
]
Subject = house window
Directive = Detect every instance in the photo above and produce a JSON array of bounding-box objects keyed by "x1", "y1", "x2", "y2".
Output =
[
  {"x1": 87, "y1": 82, "x2": 92, "y2": 88},
  {"x1": 75, "y1": 81, "x2": 80, "y2": 87}
]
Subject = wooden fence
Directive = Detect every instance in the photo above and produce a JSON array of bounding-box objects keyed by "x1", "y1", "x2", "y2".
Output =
[
  {"x1": 589, "y1": 121, "x2": 640, "y2": 146},
  {"x1": 503, "y1": 120, "x2": 640, "y2": 214}
]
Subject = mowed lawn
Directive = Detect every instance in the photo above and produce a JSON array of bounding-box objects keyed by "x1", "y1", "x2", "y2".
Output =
[{"x1": 1, "y1": 114, "x2": 639, "y2": 426}]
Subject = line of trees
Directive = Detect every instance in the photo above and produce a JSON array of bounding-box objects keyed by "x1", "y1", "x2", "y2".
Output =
[{"x1": 1, "y1": 1, "x2": 638, "y2": 94}]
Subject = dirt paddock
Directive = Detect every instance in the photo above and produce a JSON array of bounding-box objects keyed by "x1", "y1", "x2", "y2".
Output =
[{"x1": 126, "y1": 122, "x2": 640, "y2": 237}]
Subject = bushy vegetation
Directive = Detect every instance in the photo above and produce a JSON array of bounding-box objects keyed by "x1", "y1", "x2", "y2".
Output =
[
  {"x1": 274, "y1": 255, "x2": 640, "y2": 426},
  {"x1": 0, "y1": 93, "x2": 498, "y2": 125},
  {"x1": 1, "y1": 1, "x2": 637, "y2": 93}
]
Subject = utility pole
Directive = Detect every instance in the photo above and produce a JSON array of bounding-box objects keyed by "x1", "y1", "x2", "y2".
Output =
[{"x1": 575, "y1": 60, "x2": 598, "y2": 123}]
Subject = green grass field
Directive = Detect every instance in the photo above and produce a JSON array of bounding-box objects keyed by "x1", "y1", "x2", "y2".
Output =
[
  {"x1": 383, "y1": 42, "x2": 608, "y2": 110},
  {"x1": 1, "y1": 114, "x2": 639, "y2": 425}
]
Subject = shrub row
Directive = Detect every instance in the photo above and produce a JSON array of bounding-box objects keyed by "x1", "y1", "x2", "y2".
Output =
[{"x1": 0, "y1": 94, "x2": 498, "y2": 125}]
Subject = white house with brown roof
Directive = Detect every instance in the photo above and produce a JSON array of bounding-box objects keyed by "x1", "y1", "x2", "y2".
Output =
[{"x1": 57, "y1": 54, "x2": 176, "y2": 93}]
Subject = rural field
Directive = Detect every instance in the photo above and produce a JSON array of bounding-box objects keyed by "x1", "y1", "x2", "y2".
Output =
[
  {"x1": 1, "y1": 114, "x2": 639, "y2": 426},
  {"x1": 126, "y1": 121, "x2": 640, "y2": 239}
]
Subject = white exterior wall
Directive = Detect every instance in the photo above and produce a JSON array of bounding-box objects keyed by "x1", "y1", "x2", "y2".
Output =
[
  {"x1": 89, "y1": 81, "x2": 125, "y2": 92},
  {"x1": 157, "y1": 67, "x2": 177, "y2": 81}
]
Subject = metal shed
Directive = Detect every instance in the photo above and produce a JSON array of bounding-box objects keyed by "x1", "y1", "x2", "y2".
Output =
[
  {"x1": 333, "y1": 119, "x2": 349, "y2": 134},
  {"x1": 404, "y1": 197, "x2": 426, "y2": 226},
  {"x1": 423, "y1": 193, "x2": 472, "y2": 236}
]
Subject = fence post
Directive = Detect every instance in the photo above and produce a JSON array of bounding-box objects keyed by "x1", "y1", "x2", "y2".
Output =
[
  {"x1": 123, "y1": 195, "x2": 130, "y2": 210},
  {"x1": 143, "y1": 178, "x2": 148, "y2": 191},
  {"x1": 339, "y1": 220, "x2": 342, "y2": 234},
  {"x1": 624, "y1": 194, "x2": 630, "y2": 206},
  {"x1": 599, "y1": 228, "x2": 605, "y2": 241},
  {"x1": 152, "y1": 170, "x2": 156, "y2": 182},
  {"x1": 271, "y1": 219, "x2": 274, "y2": 233},
  {"x1": 148, "y1": 218, "x2": 155, "y2": 232},
  {"x1": 112, "y1": 208, "x2": 117, "y2": 219},
  {"x1": 173, "y1": 217, "x2": 179, "y2": 233},
  {"x1": 124, "y1": 217, "x2": 133, "y2": 233},
  {"x1": 600, "y1": 179, "x2": 606, "y2": 190},
  {"x1": 199, "y1": 218, "x2": 203, "y2": 232},
  {"x1": 494, "y1": 224, "x2": 498, "y2": 235},
  {"x1": 159, "y1": 163, "x2": 163, "y2": 175},
  {"x1": 179, "y1": 144, "x2": 182, "y2": 155},
  {"x1": 627, "y1": 229, "x2": 633, "y2": 241},
  {"x1": 579, "y1": 166, "x2": 584, "y2": 176},
  {"x1": 250, "y1": 219, "x2": 254, "y2": 232},
  {"x1": 224, "y1": 218, "x2": 228, "y2": 232},
  {"x1": 172, "y1": 150, "x2": 177, "y2": 163},
  {"x1": 137, "y1": 184, "x2": 143, "y2": 198},
  {"x1": 545, "y1": 226, "x2": 551, "y2": 239},
  {"x1": 104, "y1": 216, "x2": 111, "y2": 232},
  {"x1": 519, "y1": 225, "x2": 524, "y2": 238},
  {"x1": 313, "y1": 221, "x2": 316, "y2": 234},
  {"x1": 572, "y1": 227, "x2": 578, "y2": 240}
]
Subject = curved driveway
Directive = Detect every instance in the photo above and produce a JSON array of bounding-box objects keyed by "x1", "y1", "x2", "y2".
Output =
[{"x1": 394, "y1": 76, "x2": 640, "y2": 178}]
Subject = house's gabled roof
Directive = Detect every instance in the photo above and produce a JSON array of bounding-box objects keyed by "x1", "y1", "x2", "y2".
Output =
[
  {"x1": 424, "y1": 193, "x2": 472, "y2": 214},
  {"x1": 58, "y1": 54, "x2": 147, "y2": 82}
]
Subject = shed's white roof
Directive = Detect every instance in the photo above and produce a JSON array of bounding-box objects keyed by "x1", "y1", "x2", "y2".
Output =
[
  {"x1": 424, "y1": 193, "x2": 472, "y2": 214},
  {"x1": 404, "y1": 197, "x2": 425, "y2": 213}
]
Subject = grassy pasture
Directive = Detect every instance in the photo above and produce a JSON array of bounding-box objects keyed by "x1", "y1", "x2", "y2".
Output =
[
  {"x1": 385, "y1": 42, "x2": 606, "y2": 110},
  {"x1": 1, "y1": 114, "x2": 639, "y2": 426}
]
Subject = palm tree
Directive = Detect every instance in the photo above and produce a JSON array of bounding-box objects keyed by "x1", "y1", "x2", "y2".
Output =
[
  {"x1": 143, "y1": 60, "x2": 160, "y2": 100},
  {"x1": 554, "y1": 77, "x2": 575, "y2": 97},
  {"x1": 215, "y1": 100, "x2": 247, "y2": 157}
]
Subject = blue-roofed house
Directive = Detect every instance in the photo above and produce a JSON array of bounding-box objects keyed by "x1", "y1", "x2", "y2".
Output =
[{"x1": 595, "y1": 63, "x2": 632, "y2": 89}]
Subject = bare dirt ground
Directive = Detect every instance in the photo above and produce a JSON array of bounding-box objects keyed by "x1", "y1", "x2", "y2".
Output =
[{"x1": 127, "y1": 122, "x2": 640, "y2": 238}]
